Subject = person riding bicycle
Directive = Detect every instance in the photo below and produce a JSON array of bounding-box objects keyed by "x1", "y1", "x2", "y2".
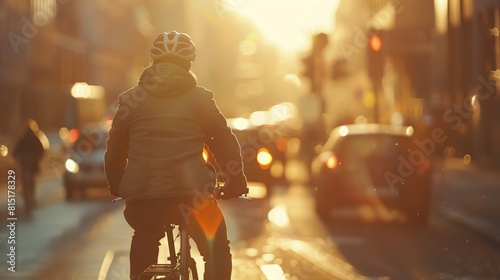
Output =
[
  {"x1": 13, "y1": 119, "x2": 48, "y2": 216},
  {"x1": 104, "y1": 31, "x2": 248, "y2": 280}
]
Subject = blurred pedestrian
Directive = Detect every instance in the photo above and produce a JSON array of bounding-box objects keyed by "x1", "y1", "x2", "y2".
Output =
[
  {"x1": 13, "y1": 119, "x2": 48, "y2": 216},
  {"x1": 105, "y1": 31, "x2": 248, "y2": 280}
]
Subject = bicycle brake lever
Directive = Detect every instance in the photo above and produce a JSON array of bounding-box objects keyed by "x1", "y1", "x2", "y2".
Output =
[{"x1": 238, "y1": 194, "x2": 252, "y2": 201}]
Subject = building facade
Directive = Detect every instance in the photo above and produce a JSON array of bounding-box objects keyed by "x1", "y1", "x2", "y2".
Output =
[
  {"x1": 323, "y1": 0, "x2": 499, "y2": 167},
  {"x1": 0, "y1": 0, "x2": 151, "y2": 144}
]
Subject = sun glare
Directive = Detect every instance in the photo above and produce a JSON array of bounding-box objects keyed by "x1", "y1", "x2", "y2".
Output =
[{"x1": 227, "y1": 0, "x2": 340, "y2": 53}]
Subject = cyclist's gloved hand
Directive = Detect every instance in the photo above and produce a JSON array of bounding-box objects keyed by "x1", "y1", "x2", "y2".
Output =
[{"x1": 221, "y1": 175, "x2": 248, "y2": 200}]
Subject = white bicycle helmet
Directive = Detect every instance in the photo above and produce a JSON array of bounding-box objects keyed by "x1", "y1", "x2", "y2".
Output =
[{"x1": 150, "y1": 31, "x2": 196, "y2": 61}]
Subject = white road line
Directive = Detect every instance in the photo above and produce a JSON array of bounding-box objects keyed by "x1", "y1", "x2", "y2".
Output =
[{"x1": 284, "y1": 239, "x2": 367, "y2": 280}]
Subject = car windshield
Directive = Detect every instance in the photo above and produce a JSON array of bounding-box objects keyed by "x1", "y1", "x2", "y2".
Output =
[
  {"x1": 74, "y1": 128, "x2": 107, "y2": 150},
  {"x1": 334, "y1": 134, "x2": 410, "y2": 173},
  {"x1": 336, "y1": 134, "x2": 411, "y2": 167},
  {"x1": 331, "y1": 134, "x2": 414, "y2": 189}
]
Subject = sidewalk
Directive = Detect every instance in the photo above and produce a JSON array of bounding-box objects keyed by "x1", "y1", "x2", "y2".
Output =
[
  {"x1": 35, "y1": 203, "x2": 132, "y2": 279},
  {"x1": 0, "y1": 150, "x2": 66, "y2": 219},
  {"x1": 434, "y1": 156, "x2": 500, "y2": 244},
  {"x1": 0, "y1": 133, "x2": 66, "y2": 197},
  {"x1": 0, "y1": 145, "x2": 118, "y2": 279}
]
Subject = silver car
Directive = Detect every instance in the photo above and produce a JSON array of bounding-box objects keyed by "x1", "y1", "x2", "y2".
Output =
[
  {"x1": 311, "y1": 124, "x2": 433, "y2": 224},
  {"x1": 62, "y1": 122, "x2": 110, "y2": 201}
]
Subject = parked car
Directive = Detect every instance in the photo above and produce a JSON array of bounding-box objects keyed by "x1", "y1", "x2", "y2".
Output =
[
  {"x1": 62, "y1": 121, "x2": 110, "y2": 201},
  {"x1": 311, "y1": 124, "x2": 433, "y2": 224}
]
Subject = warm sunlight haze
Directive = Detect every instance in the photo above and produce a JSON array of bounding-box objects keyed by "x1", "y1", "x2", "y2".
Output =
[{"x1": 227, "y1": 0, "x2": 340, "y2": 53}]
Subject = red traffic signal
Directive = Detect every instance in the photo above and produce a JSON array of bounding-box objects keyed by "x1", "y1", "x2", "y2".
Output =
[
  {"x1": 369, "y1": 34, "x2": 382, "y2": 52},
  {"x1": 366, "y1": 31, "x2": 385, "y2": 84}
]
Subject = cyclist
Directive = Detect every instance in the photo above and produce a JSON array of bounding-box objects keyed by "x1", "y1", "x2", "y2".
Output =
[
  {"x1": 104, "y1": 31, "x2": 248, "y2": 280},
  {"x1": 13, "y1": 119, "x2": 48, "y2": 216}
]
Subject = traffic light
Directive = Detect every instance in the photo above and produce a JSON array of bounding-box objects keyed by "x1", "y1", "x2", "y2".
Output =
[
  {"x1": 366, "y1": 30, "x2": 386, "y2": 84},
  {"x1": 369, "y1": 34, "x2": 382, "y2": 52},
  {"x1": 301, "y1": 54, "x2": 315, "y2": 84},
  {"x1": 301, "y1": 33, "x2": 328, "y2": 95}
]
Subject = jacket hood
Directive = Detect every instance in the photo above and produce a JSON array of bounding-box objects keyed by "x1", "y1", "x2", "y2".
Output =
[{"x1": 138, "y1": 63, "x2": 197, "y2": 97}]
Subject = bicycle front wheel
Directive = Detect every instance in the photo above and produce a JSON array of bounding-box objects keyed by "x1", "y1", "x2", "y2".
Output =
[
  {"x1": 176, "y1": 261, "x2": 197, "y2": 280},
  {"x1": 179, "y1": 231, "x2": 198, "y2": 280}
]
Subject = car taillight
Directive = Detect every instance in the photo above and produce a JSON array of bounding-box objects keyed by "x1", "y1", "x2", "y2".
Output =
[
  {"x1": 325, "y1": 155, "x2": 338, "y2": 169},
  {"x1": 68, "y1": 128, "x2": 79, "y2": 143},
  {"x1": 419, "y1": 159, "x2": 430, "y2": 172},
  {"x1": 275, "y1": 139, "x2": 288, "y2": 153},
  {"x1": 257, "y1": 148, "x2": 272, "y2": 168}
]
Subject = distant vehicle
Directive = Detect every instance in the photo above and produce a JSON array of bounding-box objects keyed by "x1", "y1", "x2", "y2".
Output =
[
  {"x1": 204, "y1": 118, "x2": 289, "y2": 190},
  {"x1": 62, "y1": 121, "x2": 110, "y2": 201},
  {"x1": 311, "y1": 124, "x2": 433, "y2": 224},
  {"x1": 61, "y1": 116, "x2": 289, "y2": 201},
  {"x1": 0, "y1": 138, "x2": 14, "y2": 176}
]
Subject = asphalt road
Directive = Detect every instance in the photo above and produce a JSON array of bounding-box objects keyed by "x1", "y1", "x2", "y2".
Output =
[{"x1": 0, "y1": 159, "x2": 499, "y2": 279}]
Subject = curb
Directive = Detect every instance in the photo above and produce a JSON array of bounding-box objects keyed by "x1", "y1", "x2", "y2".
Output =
[
  {"x1": 439, "y1": 205, "x2": 500, "y2": 245},
  {"x1": 437, "y1": 157, "x2": 500, "y2": 244}
]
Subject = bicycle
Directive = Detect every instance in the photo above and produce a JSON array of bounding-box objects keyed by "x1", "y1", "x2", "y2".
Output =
[
  {"x1": 111, "y1": 172, "x2": 250, "y2": 280},
  {"x1": 137, "y1": 223, "x2": 198, "y2": 280}
]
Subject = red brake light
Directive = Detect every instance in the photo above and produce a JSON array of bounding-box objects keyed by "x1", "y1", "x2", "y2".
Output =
[
  {"x1": 325, "y1": 155, "x2": 338, "y2": 169},
  {"x1": 419, "y1": 159, "x2": 430, "y2": 172},
  {"x1": 68, "y1": 128, "x2": 79, "y2": 143},
  {"x1": 275, "y1": 139, "x2": 288, "y2": 153}
]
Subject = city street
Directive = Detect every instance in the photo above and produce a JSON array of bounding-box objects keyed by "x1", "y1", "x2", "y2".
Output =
[
  {"x1": 1, "y1": 158, "x2": 499, "y2": 280},
  {"x1": 1, "y1": 1, "x2": 499, "y2": 279}
]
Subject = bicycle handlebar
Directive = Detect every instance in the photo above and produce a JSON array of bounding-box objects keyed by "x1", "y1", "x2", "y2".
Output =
[
  {"x1": 237, "y1": 195, "x2": 252, "y2": 201},
  {"x1": 112, "y1": 195, "x2": 251, "y2": 203},
  {"x1": 111, "y1": 187, "x2": 252, "y2": 203},
  {"x1": 212, "y1": 180, "x2": 251, "y2": 201}
]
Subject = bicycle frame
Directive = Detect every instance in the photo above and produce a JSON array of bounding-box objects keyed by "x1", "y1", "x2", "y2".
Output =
[
  {"x1": 112, "y1": 170, "x2": 249, "y2": 279},
  {"x1": 179, "y1": 227, "x2": 193, "y2": 280},
  {"x1": 137, "y1": 224, "x2": 198, "y2": 280}
]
